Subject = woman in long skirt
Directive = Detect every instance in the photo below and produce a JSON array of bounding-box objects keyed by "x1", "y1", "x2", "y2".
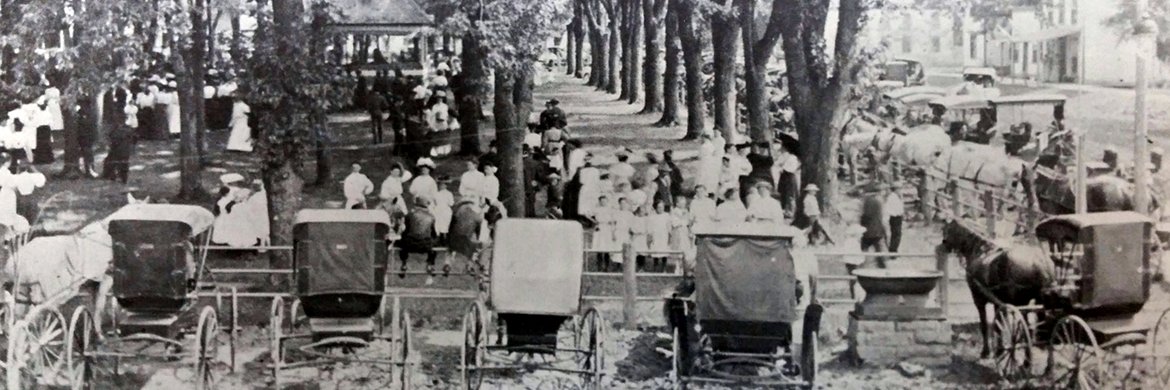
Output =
[
  {"x1": 165, "y1": 81, "x2": 181, "y2": 138},
  {"x1": 136, "y1": 83, "x2": 157, "y2": 140},
  {"x1": 226, "y1": 100, "x2": 253, "y2": 152},
  {"x1": 150, "y1": 82, "x2": 170, "y2": 141},
  {"x1": 32, "y1": 99, "x2": 53, "y2": 164}
]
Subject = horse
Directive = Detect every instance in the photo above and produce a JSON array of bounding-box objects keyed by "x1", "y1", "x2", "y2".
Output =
[
  {"x1": 1030, "y1": 169, "x2": 1161, "y2": 215},
  {"x1": 940, "y1": 219, "x2": 1054, "y2": 361}
]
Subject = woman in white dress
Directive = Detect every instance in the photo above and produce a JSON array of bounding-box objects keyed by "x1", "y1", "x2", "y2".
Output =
[
  {"x1": 629, "y1": 205, "x2": 650, "y2": 271},
  {"x1": 44, "y1": 84, "x2": 64, "y2": 132},
  {"x1": 433, "y1": 177, "x2": 455, "y2": 242},
  {"x1": 244, "y1": 180, "x2": 270, "y2": 248},
  {"x1": 590, "y1": 195, "x2": 619, "y2": 271},
  {"x1": 212, "y1": 174, "x2": 257, "y2": 247},
  {"x1": 226, "y1": 100, "x2": 253, "y2": 152},
  {"x1": 165, "y1": 81, "x2": 181, "y2": 137}
]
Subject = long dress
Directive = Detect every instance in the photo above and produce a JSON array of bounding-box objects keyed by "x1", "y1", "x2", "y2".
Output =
[
  {"x1": 45, "y1": 87, "x2": 64, "y2": 131},
  {"x1": 226, "y1": 101, "x2": 253, "y2": 152},
  {"x1": 647, "y1": 212, "x2": 672, "y2": 254},
  {"x1": 629, "y1": 214, "x2": 649, "y2": 256},
  {"x1": 212, "y1": 187, "x2": 256, "y2": 247},
  {"x1": 31, "y1": 107, "x2": 53, "y2": 164},
  {"x1": 433, "y1": 189, "x2": 455, "y2": 235},
  {"x1": 150, "y1": 89, "x2": 171, "y2": 140},
  {"x1": 136, "y1": 91, "x2": 156, "y2": 140},
  {"x1": 165, "y1": 92, "x2": 181, "y2": 137},
  {"x1": 591, "y1": 206, "x2": 619, "y2": 253},
  {"x1": 245, "y1": 187, "x2": 270, "y2": 246}
]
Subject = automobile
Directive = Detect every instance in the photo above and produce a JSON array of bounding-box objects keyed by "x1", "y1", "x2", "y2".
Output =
[{"x1": 877, "y1": 57, "x2": 927, "y2": 87}]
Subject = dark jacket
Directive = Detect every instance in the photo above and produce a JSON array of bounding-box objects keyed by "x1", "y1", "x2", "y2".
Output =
[
  {"x1": 367, "y1": 93, "x2": 387, "y2": 115},
  {"x1": 449, "y1": 201, "x2": 483, "y2": 259},
  {"x1": 860, "y1": 194, "x2": 886, "y2": 239},
  {"x1": 401, "y1": 207, "x2": 437, "y2": 249},
  {"x1": 539, "y1": 107, "x2": 567, "y2": 130}
]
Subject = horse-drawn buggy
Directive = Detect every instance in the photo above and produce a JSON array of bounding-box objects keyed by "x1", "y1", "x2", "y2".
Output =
[
  {"x1": 988, "y1": 212, "x2": 1170, "y2": 388},
  {"x1": 460, "y1": 219, "x2": 607, "y2": 390},
  {"x1": 0, "y1": 217, "x2": 70, "y2": 389},
  {"x1": 665, "y1": 223, "x2": 821, "y2": 390},
  {"x1": 64, "y1": 204, "x2": 236, "y2": 389},
  {"x1": 269, "y1": 209, "x2": 415, "y2": 389}
]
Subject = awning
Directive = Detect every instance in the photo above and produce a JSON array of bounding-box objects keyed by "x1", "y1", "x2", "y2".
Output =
[{"x1": 1009, "y1": 26, "x2": 1082, "y2": 43}]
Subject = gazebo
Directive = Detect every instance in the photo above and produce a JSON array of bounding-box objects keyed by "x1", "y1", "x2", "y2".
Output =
[{"x1": 329, "y1": 0, "x2": 437, "y2": 77}]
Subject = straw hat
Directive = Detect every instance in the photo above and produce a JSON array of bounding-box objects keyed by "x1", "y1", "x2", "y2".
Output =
[
  {"x1": 804, "y1": 184, "x2": 820, "y2": 192},
  {"x1": 416, "y1": 157, "x2": 436, "y2": 169}
]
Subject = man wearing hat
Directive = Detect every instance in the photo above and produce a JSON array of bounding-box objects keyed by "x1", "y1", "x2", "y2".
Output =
[
  {"x1": 801, "y1": 184, "x2": 831, "y2": 244},
  {"x1": 539, "y1": 98, "x2": 567, "y2": 130},
  {"x1": 859, "y1": 182, "x2": 889, "y2": 263},
  {"x1": 399, "y1": 196, "x2": 441, "y2": 279},
  {"x1": 367, "y1": 85, "x2": 388, "y2": 144}
]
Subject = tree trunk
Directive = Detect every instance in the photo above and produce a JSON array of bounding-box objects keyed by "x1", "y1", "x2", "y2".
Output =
[
  {"x1": 710, "y1": 5, "x2": 739, "y2": 140},
  {"x1": 266, "y1": 0, "x2": 307, "y2": 274},
  {"x1": 626, "y1": 0, "x2": 641, "y2": 105},
  {"x1": 494, "y1": 69, "x2": 525, "y2": 217},
  {"x1": 574, "y1": 23, "x2": 586, "y2": 78},
  {"x1": 677, "y1": 0, "x2": 705, "y2": 140},
  {"x1": 566, "y1": 17, "x2": 578, "y2": 75},
  {"x1": 737, "y1": 0, "x2": 783, "y2": 143},
  {"x1": 656, "y1": 0, "x2": 680, "y2": 126},
  {"x1": 458, "y1": 34, "x2": 486, "y2": 155},
  {"x1": 606, "y1": 7, "x2": 620, "y2": 94},
  {"x1": 587, "y1": 29, "x2": 602, "y2": 86},
  {"x1": 231, "y1": 10, "x2": 243, "y2": 64},
  {"x1": 640, "y1": 0, "x2": 663, "y2": 113},
  {"x1": 618, "y1": 0, "x2": 631, "y2": 101},
  {"x1": 177, "y1": 0, "x2": 208, "y2": 200}
]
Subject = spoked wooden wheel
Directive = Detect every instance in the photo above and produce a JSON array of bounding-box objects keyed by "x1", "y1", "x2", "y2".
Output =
[
  {"x1": 993, "y1": 305, "x2": 1034, "y2": 382},
  {"x1": 396, "y1": 310, "x2": 413, "y2": 390},
  {"x1": 1148, "y1": 308, "x2": 1170, "y2": 388},
  {"x1": 577, "y1": 308, "x2": 606, "y2": 390},
  {"x1": 67, "y1": 307, "x2": 97, "y2": 390},
  {"x1": 270, "y1": 296, "x2": 285, "y2": 390},
  {"x1": 672, "y1": 326, "x2": 688, "y2": 390},
  {"x1": 289, "y1": 299, "x2": 306, "y2": 333},
  {"x1": 1047, "y1": 315, "x2": 1102, "y2": 390},
  {"x1": 19, "y1": 308, "x2": 67, "y2": 387},
  {"x1": 194, "y1": 306, "x2": 220, "y2": 390},
  {"x1": 460, "y1": 300, "x2": 486, "y2": 390}
]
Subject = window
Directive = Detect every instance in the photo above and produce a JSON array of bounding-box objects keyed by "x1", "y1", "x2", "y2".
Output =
[
  {"x1": 953, "y1": 23, "x2": 964, "y2": 47},
  {"x1": 903, "y1": 35, "x2": 913, "y2": 53},
  {"x1": 932, "y1": 36, "x2": 942, "y2": 53},
  {"x1": 1071, "y1": 0, "x2": 1078, "y2": 24},
  {"x1": 1011, "y1": 44, "x2": 1018, "y2": 61},
  {"x1": 1058, "y1": 0, "x2": 1066, "y2": 24},
  {"x1": 970, "y1": 33, "x2": 979, "y2": 59}
]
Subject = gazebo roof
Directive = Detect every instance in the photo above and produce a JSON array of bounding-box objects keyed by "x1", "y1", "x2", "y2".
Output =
[{"x1": 329, "y1": 0, "x2": 435, "y2": 34}]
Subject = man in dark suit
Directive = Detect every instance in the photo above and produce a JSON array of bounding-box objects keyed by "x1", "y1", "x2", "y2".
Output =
[{"x1": 367, "y1": 92, "x2": 387, "y2": 144}]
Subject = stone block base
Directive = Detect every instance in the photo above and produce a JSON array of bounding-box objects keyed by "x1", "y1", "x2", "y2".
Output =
[{"x1": 847, "y1": 315, "x2": 953, "y2": 367}]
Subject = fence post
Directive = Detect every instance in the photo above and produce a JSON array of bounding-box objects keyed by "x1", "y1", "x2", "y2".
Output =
[
  {"x1": 935, "y1": 245, "x2": 950, "y2": 318},
  {"x1": 622, "y1": 243, "x2": 637, "y2": 329},
  {"x1": 948, "y1": 180, "x2": 960, "y2": 218},
  {"x1": 983, "y1": 190, "x2": 996, "y2": 239}
]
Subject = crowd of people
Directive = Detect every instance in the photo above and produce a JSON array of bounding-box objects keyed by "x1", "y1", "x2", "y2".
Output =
[{"x1": 358, "y1": 51, "x2": 462, "y2": 161}]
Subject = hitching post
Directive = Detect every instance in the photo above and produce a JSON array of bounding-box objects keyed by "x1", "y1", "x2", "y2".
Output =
[
  {"x1": 622, "y1": 243, "x2": 637, "y2": 328},
  {"x1": 935, "y1": 244, "x2": 950, "y2": 318}
]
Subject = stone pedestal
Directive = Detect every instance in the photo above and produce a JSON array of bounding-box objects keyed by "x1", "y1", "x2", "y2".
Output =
[{"x1": 847, "y1": 314, "x2": 953, "y2": 367}]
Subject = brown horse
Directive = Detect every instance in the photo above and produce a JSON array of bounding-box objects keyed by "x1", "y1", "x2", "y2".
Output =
[{"x1": 940, "y1": 219, "x2": 1054, "y2": 359}]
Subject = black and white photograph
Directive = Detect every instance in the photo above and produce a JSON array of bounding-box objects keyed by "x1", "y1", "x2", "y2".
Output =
[{"x1": 0, "y1": 0, "x2": 1167, "y2": 388}]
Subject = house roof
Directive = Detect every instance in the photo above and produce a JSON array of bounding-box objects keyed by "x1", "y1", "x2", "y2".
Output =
[{"x1": 330, "y1": 0, "x2": 434, "y2": 32}]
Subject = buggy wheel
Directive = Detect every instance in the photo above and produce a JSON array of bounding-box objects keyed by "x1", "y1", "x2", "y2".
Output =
[
  {"x1": 1047, "y1": 315, "x2": 1102, "y2": 390},
  {"x1": 992, "y1": 305, "x2": 1033, "y2": 382},
  {"x1": 194, "y1": 306, "x2": 220, "y2": 390},
  {"x1": 397, "y1": 310, "x2": 413, "y2": 390},
  {"x1": 289, "y1": 299, "x2": 306, "y2": 332},
  {"x1": 270, "y1": 296, "x2": 285, "y2": 390},
  {"x1": 22, "y1": 307, "x2": 67, "y2": 387},
  {"x1": 66, "y1": 307, "x2": 96, "y2": 390},
  {"x1": 577, "y1": 308, "x2": 606, "y2": 390},
  {"x1": 801, "y1": 331, "x2": 818, "y2": 389},
  {"x1": 672, "y1": 327, "x2": 688, "y2": 390},
  {"x1": 460, "y1": 301, "x2": 486, "y2": 390},
  {"x1": 1148, "y1": 308, "x2": 1170, "y2": 388}
]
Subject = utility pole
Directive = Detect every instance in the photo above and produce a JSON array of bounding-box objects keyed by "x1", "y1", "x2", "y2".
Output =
[
  {"x1": 1134, "y1": 0, "x2": 1152, "y2": 214},
  {"x1": 1076, "y1": 131, "x2": 1087, "y2": 213}
]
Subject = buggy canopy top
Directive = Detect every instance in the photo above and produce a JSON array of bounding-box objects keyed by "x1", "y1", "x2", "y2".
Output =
[
  {"x1": 883, "y1": 86, "x2": 946, "y2": 101},
  {"x1": 990, "y1": 93, "x2": 1067, "y2": 106},
  {"x1": 490, "y1": 219, "x2": 585, "y2": 316},
  {"x1": 1035, "y1": 211, "x2": 1154, "y2": 242},
  {"x1": 963, "y1": 67, "x2": 997, "y2": 78},
  {"x1": 929, "y1": 95, "x2": 991, "y2": 111},
  {"x1": 107, "y1": 204, "x2": 215, "y2": 237},
  {"x1": 294, "y1": 209, "x2": 392, "y2": 227},
  {"x1": 692, "y1": 222, "x2": 801, "y2": 323}
]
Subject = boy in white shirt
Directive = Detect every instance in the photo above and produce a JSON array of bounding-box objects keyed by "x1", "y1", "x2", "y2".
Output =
[
  {"x1": 689, "y1": 185, "x2": 717, "y2": 223},
  {"x1": 343, "y1": 164, "x2": 375, "y2": 209},
  {"x1": 481, "y1": 162, "x2": 501, "y2": 202},
  {"x1": 886, "y1": 181, "x2": 906, "y2": 252}
]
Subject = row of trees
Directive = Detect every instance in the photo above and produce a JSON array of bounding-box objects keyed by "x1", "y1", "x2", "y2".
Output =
[{"x1": 564, "y1": 0, "x2": 874, "y2": 214}]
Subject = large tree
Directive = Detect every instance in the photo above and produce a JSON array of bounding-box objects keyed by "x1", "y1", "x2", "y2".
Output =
[
  {"x1": 639, "y1": 0, "x2": 667, "y2": 113},
  {"x1": 778, "y1": 0, "x2": 871, "y2": 215},
  {"x1": 624, "y1": 0, "x2": 642, "y2": 104},
  {"x1": 245, "y1": 0, "x2": 350, "y2": 272},
  {"x1": 583, "y1": 0, "x2": 611, "y2": 88},
  {"x1": 676, "y1": 0, "x2": 707, "y2": 139},
  {"x1": 605, "y1": 0, "x2": 620, "y2": 93},
  {"x1": 655, "y1": 0, "x2": 681, "y2": 126},
  {"x1": 736, "y1": 0, "x2": 784, "y2": 142},
  {"x1": 174, "y1": 0, "x2": 212, "y2": 200},
  {"x1": 709, "y1": 0, "x2": 738, "y2": 139}
]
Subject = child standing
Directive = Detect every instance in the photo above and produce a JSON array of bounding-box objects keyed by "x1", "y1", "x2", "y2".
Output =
[
  {"x1": 669, "y1": 195, "x2": 694, "y2": 271},
  {"x1": 591, "y1": 195, "x2": 619, "y2": 271},
  {"x1": 629, "y1": 206, "x2": 650, "y2": 272},
  {"x1": 647, "y1": 200, "x2": 672, "y2": 273},
  {"x1": 433, "y1": 176, "x2": 455, "y2": 243}
]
